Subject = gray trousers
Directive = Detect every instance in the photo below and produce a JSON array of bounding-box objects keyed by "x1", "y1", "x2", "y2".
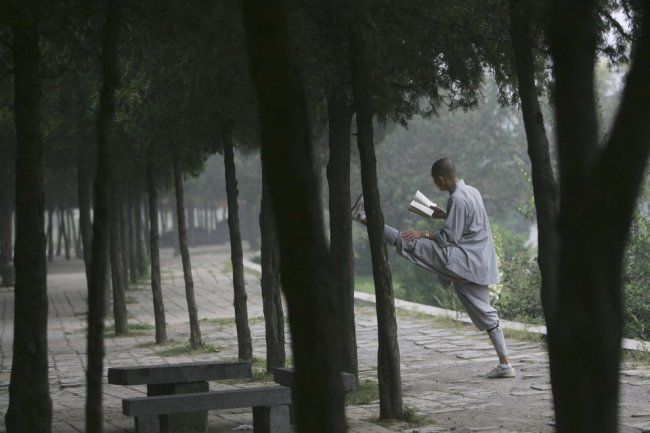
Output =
[{"x1": 384, "y1": 225, "x2": 500, "y2": 331}]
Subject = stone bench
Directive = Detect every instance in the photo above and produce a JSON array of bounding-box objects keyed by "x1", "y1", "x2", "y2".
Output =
[
  {"x1": 108, "y1": 361, "x2": 251, "y2": 433},
  {"x1": 272, "y1": 367, "x2": 357, "y2": 423},
  {"x1": 123, "y1": 386, "x2": 291, "y2": 433}
]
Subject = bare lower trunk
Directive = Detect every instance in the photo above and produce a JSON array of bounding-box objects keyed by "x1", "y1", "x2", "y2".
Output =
[
  {"x1": 173, "y1": 156, "x2": 202, "y2": 347},
  {"x1": 78, "y1": 156, "x2": 93, "y2": 282},
  {"x1": 56, "y1": 207, "x2": 64, "y2": 257},
  {"x1": 68, "y1": 209, "x2": 80, "y2": 259},
  {"x1": 109, "y1": 186, "x2": 128, "y2": 336},
  {"x1": 349, "y1": 18, "x2": 402, "y2": 420},
  {"x1": 147, "y1": 164, "x2": 167, "y2": 343},
  {"x1": 548, "y1": 2, "x2": 650, "y2": 432},
  {"x1": 127, "y1": 193, "x2": 137, "y2": 283},
  {"x1": 223, "y1": 123, "x2": 253, "y2": 361},
  {"x1": 260, "y1": 167, "x2": 285, "y2": 372},
  {"x1": 5, "y1": 1, "x2": 53, "y2": 430},
  {"x1": 0, "y1": 186, "x2": 14, "y2": 287},
  {"x1": 326, "y1": 88, "x2": 358, "y2": 380},
  {"x1": 242, "y1": 3, "x2": 347, "y2": 431},
  {"x1": 47, "y1": 204, "x2": 53, "y2": 262},
  {"x1": 85, "y1": 2, "x2": 122, "y2": 432},
  {"x1": 134, "y1": 192, "x2": 146, "y2": 277},
  {"x1": 508, "y1": 0, "x2": 560, "y2": 318}
]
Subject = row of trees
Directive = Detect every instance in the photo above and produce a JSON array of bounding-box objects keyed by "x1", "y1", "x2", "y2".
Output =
[{"x1": 1, "y1": 1, "x2": 648, "y2": 433}]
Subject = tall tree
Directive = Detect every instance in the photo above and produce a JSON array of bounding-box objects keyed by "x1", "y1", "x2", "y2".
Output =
[
  {"x1": 147, "y1": 159, "x2": 167, "y2": 343},
  {"x1": 348, "y1": 7, "x2": 403, "y2": 419},
  {"x1": 173, "y1": 154, "x2": 203, "y2": 347},
  {"x1": 86, "y1": 1, "x2": 122, "y2": 431},
  {"x1": 222, "y1": 121, "x2": 253, "y2": 361},
  {"x1": 109, "y1": 182, "x2": 128, "y2": 336},
  {"x1": 547, "y1": 1, "x2": 650, "y2": 432},
  {"x1": 508, "y1": 0, "x2": 560, "y2": 315},
  {"x1": 4, "y1": 0, "x2": 53, "y2": 431},
  {"x1": 241, "y1": 1, "x2": 347, "y2": 431},
  {"x1": 259, "y1": 165, "x2": 286, "y2": 372}
]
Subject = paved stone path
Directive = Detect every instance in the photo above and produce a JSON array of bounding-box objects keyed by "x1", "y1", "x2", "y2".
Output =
[{"x1": 1, "y1": 244, "x2": 648, "y2": 432}]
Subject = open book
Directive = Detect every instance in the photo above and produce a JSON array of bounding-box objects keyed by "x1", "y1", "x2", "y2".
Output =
[{"x1": 408, "y1": 190, "x2": 439, "y2": 218}]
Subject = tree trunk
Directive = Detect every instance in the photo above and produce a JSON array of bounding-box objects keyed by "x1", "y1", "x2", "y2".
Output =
[
  {"x1": 0, "y1": 184, "x2": 14, "y2": 287},
  {"x1": 508, "y1": 0, "x2": 561, "y2": 317},
  {"x1": 134, "y1": 192, "x2": 146, "y2": 277},
  {"x1": 109, "y1": 185, "x2": 128, "y2": 336},
  {"x1": 85, "y1": 2, "x2": 122, "y2": 432},
  {"x1": 47, "y1": 204, "x2": 53, "y2": 262},
  {"x1": 547, "y1": 2, "x2": 650, "y2": 432},
  {"x1": 173, "y1": 156, "x2": 202, "y2": 347},
  {"x1": 67, "y1": 209, "x2": 80, "y2": 259},
  {"x1": 126, "y1": 195, "x2": 137, "y2": 283},
  {"x1": 56, "y1": 207, "x2": 64, "y2": 257},
  {"x1": 147, "y1": 164, "x2": 167, "y2": 343},
  {"x1": 259, "y1": 163, "x2": 285, "y2": 372},
  {"x1": 223, "y1": 123, "x2": 253, "y2": 361},
  {"x1": 326, "y1": 88, "x2": 358, "y2": 381},
  {"x1": 241, "y1": 3, "x2": 347, "y2": 431},
  {"x1": 349, "y1": 18, "x2": 403, "y2": 420},
  {"x1": 5, "y1": 0, "x2": 53, "y2": 430},
  {"x1": 78, "y1": 155, "x2": 93, "y2": 283},
  {"x1": 62, "y1": 208, "x2": 70, "y2": 260}
]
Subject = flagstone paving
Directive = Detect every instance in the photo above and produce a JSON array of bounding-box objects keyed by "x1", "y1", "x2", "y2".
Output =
[{"x1": 0, "y1": 244, "x2": 648, "y2": 432}]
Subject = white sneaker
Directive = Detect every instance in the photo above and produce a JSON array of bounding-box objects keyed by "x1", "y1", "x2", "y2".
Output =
[
  {"x1": 486, "y1": 365, "x2": 516, "y2": 379},
  {"x1": 351, "y1": 194, "x2": 366, "y2": 223}
]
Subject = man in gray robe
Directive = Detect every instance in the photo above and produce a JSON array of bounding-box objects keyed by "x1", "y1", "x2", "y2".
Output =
[{"x1": 352, "y1": 158, "x2": 515, "y2": 378}]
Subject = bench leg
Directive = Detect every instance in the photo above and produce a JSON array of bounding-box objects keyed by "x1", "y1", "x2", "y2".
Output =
[
  {"x1": 253, "y1": 405, "x2": 290, "y2": 433},
  {"x1": 135, "y1": 416, "x2": 160, "y2": 433},
  {"x1": 147, "y1": 381, "x2": 208, "y2": 433}
]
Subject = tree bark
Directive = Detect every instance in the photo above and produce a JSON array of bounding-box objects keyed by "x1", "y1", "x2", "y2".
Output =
[
  {"x1": 173, "y1": 156, "x2": 202, "y2": 347},
  {"x1": 349, "y1": 17, "x2": 403, "y2": 420},
  {"x1": 326, "y1": 88, "x2": 358, "y2": 381},
  {"x1": 223, "y1": 123, "x2": 253, "y2": 361},
  {"x1": 47, "y1": 204, "x2": 53, "y2": 262},
  {"x1": 134, "y1": 192, "x2": 146, "y2": 277},
  {"x1": 5, "y1": 0, "x2": 53, "y2": 430},
  {"x1": 548, "y1": 2, "x2": 650, "y2": 432},
  {"x1": 259, "y1": 165, "x2": 285, "y2": 372},
  {"x1": 508, "y1": 0, "x2": 560, "y2": 317},
  {"x1": 56, "y1": 206, "x2": 64, "y2": 257},
  {"x1": 126, "y1": 194, "x2": 137, "y2": 283},
  {"x1": 109, "y1": 185, "x2": 128, "y2": 336},
  {"x1": 0, "y1": 184, "x2": 14, "y2": 287},
  {"x1": 85, "y1": 2, "x2": 122, "y2": 432},
  {"x1": 68, "y1": 209, "x2": 80, "y2": 259},
  {"x1": 147, "y1": 164, "x2": 167, "y2": 343},
  {"x1": 78, "y1": 154, "x2": 93, "y2": 283},
  {"x1": 242, "y1": 2, "x2": 347, "y2": 431}
]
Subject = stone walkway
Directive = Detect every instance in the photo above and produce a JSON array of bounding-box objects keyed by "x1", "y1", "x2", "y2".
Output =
[{"x1": 0, "y1": 244, "x2": 648, "y2": 432}]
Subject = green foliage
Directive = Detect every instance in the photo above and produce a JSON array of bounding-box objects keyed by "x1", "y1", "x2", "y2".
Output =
[
  {"x1": 156, "y1": 342, "x2": 221, "y2": 357},
  {"x1": 622, "y1": 214, "x2": 650, "y2": 341},
  {"x1": 491, "y1": 225, "x2": 544, "y2": 324},
  {"x1": 345, "y1": 379, "x2": 379, "y2": 406}
]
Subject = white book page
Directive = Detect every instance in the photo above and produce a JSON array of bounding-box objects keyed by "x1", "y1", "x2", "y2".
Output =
[
  {"x1": 409, "y1": 201, "x2": 434, "y2": 216},
  {"x1": 414, "y1": 190, "x2": 437, "y2": 208}
]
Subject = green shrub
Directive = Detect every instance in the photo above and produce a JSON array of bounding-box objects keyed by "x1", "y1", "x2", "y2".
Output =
[{"x1": 622, "y1": 215, "x2": 650, "y2": 341}]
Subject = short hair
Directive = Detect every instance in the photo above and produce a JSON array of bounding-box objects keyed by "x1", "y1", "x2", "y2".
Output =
[{"x1": 431, "y1": 158, "x2": 457, "y2": 179}]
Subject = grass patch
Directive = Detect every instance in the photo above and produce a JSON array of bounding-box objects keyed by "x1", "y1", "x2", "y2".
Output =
[
  {"x1": 221, "y1": 262, "x2": 233, "y2": 274},
  {"x1": 376, "y1": 405, "x2": 433, "y2": 429},
  {"x1": 135, "y1": 339, "x2": 178, "y2": 349},
  {"x1": 345, "y1": 379, "x2": 379, "y2": 406},
  {"x1": 105, "y1": 322, "x2": 153, "y2": 337},
  {"x1": 200, "y1": 316, "x2": 266, "y2": 327},
  {"x1": 501, "y1": 327, "x2": 546, "y2": 344},
  {"x1": 126, "y1": 296, "x2": 138, "y2": 304},
  {"x1": 355, "y1": 275, "x2": 375, "y2": 295},
  {"x1": 157, "y1": 342, "x2": 222, "y2": 357}
]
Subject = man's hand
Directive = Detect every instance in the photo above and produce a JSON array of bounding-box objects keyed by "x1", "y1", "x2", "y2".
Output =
[
  {"x1": 430, "y1": 205, "x2": 447, "y2": 219},
  {"x1": 401, "y1": 230, "x2": 422, "y2": 241}
]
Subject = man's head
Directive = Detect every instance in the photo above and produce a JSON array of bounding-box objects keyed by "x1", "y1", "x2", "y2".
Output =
[{"x1": 431, "y1": 158, "x2": 458, "y2": 191}]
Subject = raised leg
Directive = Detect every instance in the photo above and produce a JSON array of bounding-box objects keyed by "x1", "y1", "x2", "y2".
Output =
[
  {"x1": 135, "y1": 416, "x2": 160, "y2": 433},
  {"x1": 253, "y1": 405, "x2": 291, "y2": 433}
]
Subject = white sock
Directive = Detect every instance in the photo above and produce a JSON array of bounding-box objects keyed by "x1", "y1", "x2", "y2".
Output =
[{"x1": 499, "y1": 363, "x2": 512, "y2": 369}]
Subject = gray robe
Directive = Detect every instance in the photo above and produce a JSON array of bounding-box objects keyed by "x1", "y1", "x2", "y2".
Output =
[{"x1": 433, "y1": 179, "x2": 499, "y2": 285}]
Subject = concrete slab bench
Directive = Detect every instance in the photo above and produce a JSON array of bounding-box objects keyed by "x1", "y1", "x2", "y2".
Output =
[
  {"x1": 272, "y1": 367, "x2": 357, "y2": 424},
  {"x1": 108, "y1": 361, "x2": 251, "y2": 433},
  {"x1": 123, "y1": 386, "x2": 291, "y2": 433}
]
